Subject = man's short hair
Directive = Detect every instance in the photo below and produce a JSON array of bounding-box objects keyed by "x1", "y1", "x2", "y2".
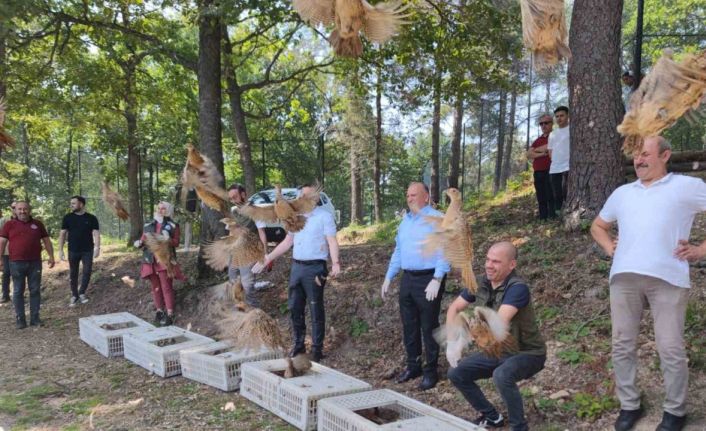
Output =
[
  {"x1": 71, "y1": 195, "x2": 86, "y2": 205},
  {"x1": 538, "y1": 113, "x2": 553, "y2": 122},
  {"x1": 227, "y1": 184, "x2": 246, "y2": 193},
  {"x1": 554, "y1": 106, "x2": 569, "y2": 115}
]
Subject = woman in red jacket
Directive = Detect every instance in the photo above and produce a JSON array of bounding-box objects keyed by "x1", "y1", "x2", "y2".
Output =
[{"x1": 134, "y1": 201, "x2": 184, "y2": 326}]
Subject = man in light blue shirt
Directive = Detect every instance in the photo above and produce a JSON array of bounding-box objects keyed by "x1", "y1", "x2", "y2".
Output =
[
  {"x1": 381, "y1": 182, "x2": 450, "y2": 390},
  {"x1": 254, "y1": 183, "x2": 341, "y2": 362}
]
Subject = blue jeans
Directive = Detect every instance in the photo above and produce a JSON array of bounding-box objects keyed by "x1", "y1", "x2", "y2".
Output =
[
  {"x1": 448, "y1": 352, "x2": 546, "y2": 431},
  {"x1": 9, "y1": 260, "x2": 43, "y2": 321},
  {"x1": 1, "y1": 255, "x2": 10, "y2": 299},
  {"x1": 69, "y1": 251, "x2": 94, "y2": 297}
]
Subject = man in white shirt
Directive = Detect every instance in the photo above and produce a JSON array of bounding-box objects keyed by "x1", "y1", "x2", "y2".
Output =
[
  {"x1": 253, "y1": 183, "x2": 341, "y2": 362},
  {"x1": 547, "y1": 106, "x2": 570, "y2": 214},
  {"x1": 591, "y1": 136, "x2": 706, "y2": 431}
]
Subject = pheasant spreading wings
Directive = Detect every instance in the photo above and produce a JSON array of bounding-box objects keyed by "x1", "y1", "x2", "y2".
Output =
[
  {"x1": 0, "y1": 97, "x2": 15, "y2": 152},
  {"x1": 520, "y1": 0, "x2": 571, "y2": 70},
  {"x1": 235, "y1": 184, "x2": 322, "y2": 233},
  {"x1": 202, "y1": 218, "x2": 266, "y2": 272},
  {"x1": 292, "y1": 0, "x2": 409, "y2": 57},
  {"x1": 421, "y1": 187, "x2": 478, "y2": 293},
  {"x1": 437, "y1": 306, "x2": 517, "y2": 360},
  {"x1": 143, "y1": 233, "x2": 177, "y2": 278},
  {"x1": 101, "y1": 182, "x2": 130, "y2": 221},
  {"x1": 618, "y1": 49, "x2": 706, "y2": 155},
  {"x1": 181, "y1": 145, "x2": 230, "y2": 213}
]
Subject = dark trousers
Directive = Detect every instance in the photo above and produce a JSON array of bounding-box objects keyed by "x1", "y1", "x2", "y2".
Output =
[
  {"x1": 1, "y1": 255, "x2": 10, "y2": 299},
  {"x1": 9, "y1": 260, "x2": 43, "y2": 322},
  {"x1": 448, "y1": 352, "x2": 546, "y2": 431},
  {"x1": 69, "y1": 251, "x2": 94, "y2": 297},
  {"x1": 533, "y1": 170, "x2": 555, "y2": 220},
  {"x1": 399, "y1": 271, "x2": 446, "y2": 375},
  {"x1": 550, "y1": 171, "x2": 568, "y2": 212},
  {"x1": 288, "y1": 261, "x2": 327, "y2": 353}
]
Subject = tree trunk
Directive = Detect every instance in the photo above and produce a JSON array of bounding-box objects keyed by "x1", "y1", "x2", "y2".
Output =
[
  {"x1": 148, "y1": 153, "x2": 154, "y2": 216},
  {"x1": 124, "y1": 62, "x2": 143, "y2": 243},
  {"x1": 196, "y1": 0, "x2": 225, "y2": 279},
  {"x1": 493, "y1": 91, "x2": 507, "y2": 195},
  {"x1": 223, "y1": 27, "x2": 257, "y2": 194},
  {"x1": 350, "y1": 149, "x2": 363, "y2": 224},
  {"x1": 430, "y1": 69, "x2": 442, "y2": 203},
  {"x1": 501, "y1": 88, "x2": 518, "y2": 190},
  {"x1": 65, "y1": 115, "x2": 74, "y2": 195},
  {"x1": 448, "y1": 94, "x2": 463, "y2": 191},
  {"x1": 373, "y1": 66, "x2": 383, "y2": 223},
  {"x1": 565, "y1": 0, "x2": 625, "y2": 228}
]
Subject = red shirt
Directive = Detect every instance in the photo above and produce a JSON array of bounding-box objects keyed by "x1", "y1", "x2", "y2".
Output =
[
  {"x1": 531, "y1": 135, "x2": 551, "y2": 172},
  {"x1": 0, "y1": 218, "x2": 49, "y2": 261}
]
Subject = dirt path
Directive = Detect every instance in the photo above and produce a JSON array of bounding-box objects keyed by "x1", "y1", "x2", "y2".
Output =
[{"x1": 2, "y1": 195, "x2": 706, "y2": 430}]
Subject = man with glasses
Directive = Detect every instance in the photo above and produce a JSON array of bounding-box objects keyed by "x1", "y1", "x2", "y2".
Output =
[
  {"x1": 547, "y1": 106, "x2": 571, "y2": 214},
  {"x1": 0, "y1": 202, "x2": 17, "y2": 303},
  {"x1": 526, "y1": 114, "x2": 555, "y2": 220}
]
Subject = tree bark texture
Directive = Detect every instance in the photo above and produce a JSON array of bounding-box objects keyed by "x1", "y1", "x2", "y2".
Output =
[
  {"x1": 430, "y1": 70, "x2": 442, "y2": 204},
  {"x1": 223, "y1": 27, "x2": 257, "y2": 194},
  {"x1": 448, "y1": 94, "x2": 463, "y2": 191},
  {"x1": 565, "y1": 0, "x2": 625, "y2": 228},
  {"x1": 493, "y1": 91, "x2": 507, "y2": 195},
  {"x1": 197, "y1": 0, "x2": 225, "y2": 279},
  {"x1": 373, "y1": 67, "x2": 383, "y2": 223},
  {"x1": 350, "y1": 149, "x2": 363, "y2": 224},
  {"x1": 124, "y1": 62, "x2": 143, "y2": 243},
  {"x1": 501, "y1": 88, "x2": 517, "y2": 190}
]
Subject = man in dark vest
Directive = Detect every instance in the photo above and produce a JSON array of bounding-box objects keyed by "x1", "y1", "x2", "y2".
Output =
[{"x1": 446, "y1": 241, "x2": 546, "y2": 431}]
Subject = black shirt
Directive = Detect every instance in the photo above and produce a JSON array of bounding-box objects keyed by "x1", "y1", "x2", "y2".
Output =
[{"x1": 61, "y1": 212, "x2": 100, "y2": 252}]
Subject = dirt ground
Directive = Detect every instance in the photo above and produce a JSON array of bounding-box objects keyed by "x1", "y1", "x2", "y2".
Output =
[{"x1": 1, "y1": 192, "x2": 706, "y2": 430}]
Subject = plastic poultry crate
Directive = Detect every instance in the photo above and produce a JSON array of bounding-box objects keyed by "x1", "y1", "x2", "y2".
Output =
[
  {"x1": 123, "y1": 326, "x2": 213, "y2": 377},
  {"x1": 78, "y1": 312, "x2": 154, "y2": 358},
  {"x1": 240, "y1": 358, "x2": 372, "y2": 431},
  {"x1": 180, "y1": 341, "x2": 283, "y2": 391},
  {"x1": 317, "y1": 389, "x2": 482, "y2": 431}
]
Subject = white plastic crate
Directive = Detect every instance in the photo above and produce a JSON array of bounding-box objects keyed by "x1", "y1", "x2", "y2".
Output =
[
  {"x1": 123, "y1": 326, "x2": 213, "y2": 377},
  {"x1": 78, "y1": 312, "x2": 154, "y2": 358},
  {"x1": 317, "y1": 389, "x2": 482, "y2": 431},
  {"x1": 180, "y1": 341, "x2": 283, "y2": 391},
  {"x1": 240, "y1": 358, "x2": 372, "y2": 431}
]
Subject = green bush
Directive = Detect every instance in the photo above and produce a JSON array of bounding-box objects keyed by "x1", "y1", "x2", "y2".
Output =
[{"x1": 349, "y1": 317, "x2": 369, "y2": 337}]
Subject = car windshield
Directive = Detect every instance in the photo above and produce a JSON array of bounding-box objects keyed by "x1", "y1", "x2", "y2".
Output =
[{"x1": 249, "y1": 189, "x2": 298, "y2": 204}]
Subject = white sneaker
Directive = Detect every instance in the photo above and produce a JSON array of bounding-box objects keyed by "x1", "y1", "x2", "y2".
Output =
[
  {"x1": 69, "y1": 296, "x2": 79, "y2": 307},
  {"x1": 79, "y1": 294, "x2": 89, "y2": 304}
]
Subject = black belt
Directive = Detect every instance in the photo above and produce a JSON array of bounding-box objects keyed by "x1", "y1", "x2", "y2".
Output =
[
  {"x1": 403, "y1": 269, "x2": 435, "y2": 276},
  {"x1": 293, "y1": 259, "x2": 327, "y2": 266}
]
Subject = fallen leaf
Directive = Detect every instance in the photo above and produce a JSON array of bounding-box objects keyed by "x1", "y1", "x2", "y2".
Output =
[{"x1": 121, "y1": 276, "x2": 135, "y2": 288}]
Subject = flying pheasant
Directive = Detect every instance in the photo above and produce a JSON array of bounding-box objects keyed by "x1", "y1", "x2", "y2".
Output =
[
  {"x1": 101, "y1": 182, "x2": 130, "y2": 221},
  {"x1": 421, "y1": 187, "x2": 478, "y2": 293},
  {"x1": 202, "y1": 218, "x2": 266, "y2": 272},
  {"x1": 520, "y1": 0, "x2": 571, "y2": 70},
  {"x1": 181, "y1": 145, "x2": 230, "y2": 213},
  {"x1": 143, "y1": 232, "x2": 177, "y2": 278},
  {"x1": 619, "y1": 49, "x2": 706, "y2": 155},
  {"x1": 0, "y1": 97, "x2": 15, "y2": 152},
  {"x1": 235, "y1": 184, "x2": 322, "y2": 233},
  {"x1": 292, "y1": 0, "x2": 409, "y2": 57}
]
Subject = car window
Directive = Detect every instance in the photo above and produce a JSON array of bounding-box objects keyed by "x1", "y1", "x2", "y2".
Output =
[{"x1": 250, "y1": 191, "x2": 275, "y2": 204}]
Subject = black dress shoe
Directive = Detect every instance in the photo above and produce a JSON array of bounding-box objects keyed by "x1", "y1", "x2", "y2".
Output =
[
  {"x1": 614, "y1": 407, "x2": 644, "y2": 431},
  {"x1": 312, "y1": 350, "x2": 325, "y2": 362},
  {"x1": 16, "y1": 317, "x2": 27, "y2": 329},
  {"x1": 30, "y1": 317, "x2": 43, "y2": 327},
  {"x1": 395, "y1": 368, "x2": 422, "y2": 384},
  {"x1": 0, "y1": 296, "x2": 10, "y2": 303},
  {"x1": 656, "y1": 411, "x2": 687, "y2": 431},
  {"x1": 418, "y1": 374, "x2": 438, "y2": 391}
]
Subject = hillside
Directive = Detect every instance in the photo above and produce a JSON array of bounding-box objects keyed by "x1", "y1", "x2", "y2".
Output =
[{"x1": 1, "y1": 187, "x2": 705, "y2": 430}]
